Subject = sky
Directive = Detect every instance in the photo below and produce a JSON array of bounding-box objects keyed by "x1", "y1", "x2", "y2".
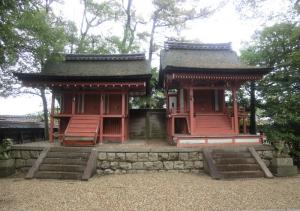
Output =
[{"x1": 0, "y1": 0, "x2": 291, "y2": 115}]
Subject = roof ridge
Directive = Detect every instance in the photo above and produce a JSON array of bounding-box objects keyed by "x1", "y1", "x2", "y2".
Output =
[
  {"x1": 65, "y1": 53, "x2": 146, "y2": 61},
  {"x1": 164, "y1": 41, "x2": 232, "y2": 51}
]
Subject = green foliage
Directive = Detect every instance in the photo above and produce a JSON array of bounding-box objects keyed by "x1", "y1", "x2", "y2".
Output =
[
  {"x1": 241, "y1": 22, "x2": 300, "y2": 158},
  {"x1": 0, "y1": 139, "x2": 13, "y2": 160}
]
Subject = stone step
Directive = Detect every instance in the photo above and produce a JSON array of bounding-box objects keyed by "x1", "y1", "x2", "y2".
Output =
[
  {"x1": 220, "y1": 170, "x2": 264, "y2": 179},
  {"x1": 216, "y1": 164, "x2": 261, "y2": 171},
  {"x1": 212, "y1": 152, "x2": 252, "y2": 158},
  {"x1": 214, "y1": 158, "x2": 257, "y2": 164},
  {"x1": 43, "y1": 158, "x2": 87, "y2": 165},
  {"x1": 35, "y1": 171, "x2": 82, "y2": 180},
  {"x1": 46, "y1": 151, "x2": 89, "y2": 159},
  {"x1": 39, "y1": 164, "x2": 85, "y2": 172}
]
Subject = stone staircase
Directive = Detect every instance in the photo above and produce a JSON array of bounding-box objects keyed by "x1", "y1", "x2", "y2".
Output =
[
  {"x1": 26, "y1": 147, "x2": 97, "y2": 180},
  {"x1": 195, "y1": 114, "x2": 235, "y2": 135},
  {"x1": 203, "y1": 147, "x2": 273, "y2": 179}
]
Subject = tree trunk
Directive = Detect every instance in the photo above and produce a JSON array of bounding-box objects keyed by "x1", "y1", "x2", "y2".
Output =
[
  {"x1": 249, "y1": 81, "x2": 257, "y2": 134},
  {"x1": 148, "y1": 17, "x2": 156, "y2": 64},
  {"x1": 40, "y1": 87, "x2": 49, "y2": 140}
]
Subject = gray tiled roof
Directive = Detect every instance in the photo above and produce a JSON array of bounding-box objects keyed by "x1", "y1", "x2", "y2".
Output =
[
  {"x1": 161, "y1": 41, "x2": 255, "y2": 70},
  {"x1": 42, "y1": 53, "x2": 150, "y2": 77}
]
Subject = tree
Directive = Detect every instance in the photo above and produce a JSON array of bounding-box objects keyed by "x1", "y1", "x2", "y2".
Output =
[{"x1": 241, "y1": 22, "x2": 300, "y2": 157}]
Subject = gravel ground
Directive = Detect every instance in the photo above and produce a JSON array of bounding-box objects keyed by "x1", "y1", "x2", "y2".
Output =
[{"x1": 1, "y1": 172, "x2": 300, "y2": 211}]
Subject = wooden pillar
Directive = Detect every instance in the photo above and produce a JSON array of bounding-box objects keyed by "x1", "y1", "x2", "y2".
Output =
[
  {"x1": 49, "y1": 93, "x2": 55, "y2": 143},
  {"x1": 71, "y1": 92, "x2": 75, "y2": 115},
  {"x1": 99, "y1": 93, "x2": 104, "y2": 144},
  {"x1": 121, "y1": 93, "x2": 125, "y2": 143},
  {"x1": 243, "y1": 117, "x2": 247, "y2": 134},
  {"x1": 189, "y1": 88, "x2": 194, "y2": 135},
  {"x1": 232, "y1": 87, "x2": 239, "y2": 134}
]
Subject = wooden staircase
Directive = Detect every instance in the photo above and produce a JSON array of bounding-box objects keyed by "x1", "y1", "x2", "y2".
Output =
[
  {"x1": 203, "y1": 147, "x2": 273, "y2": 179},
  {"x1": 63, "y1": 115, "x2": 100, "y2": 146},
  {"x1": 195, "y1": 114, "x2": 234, "y2": 135},
  {"x1": 26, "y1": 147, "x2": 97, "y2": 180}
]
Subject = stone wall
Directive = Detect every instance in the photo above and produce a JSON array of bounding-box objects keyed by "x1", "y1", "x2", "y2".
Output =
[
  {"x1": 97, "y1": 150, "x2": 203, "y2": 175},
  {"x1": 11, "y1": 146, "x2": 43, "y2": 173},
  {"x1": 9, "y1": 145, "x2": 274, "y2": 176}
]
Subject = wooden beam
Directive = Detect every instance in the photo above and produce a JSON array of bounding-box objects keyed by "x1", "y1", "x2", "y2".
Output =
[
  {"x1": 99, "y1": 94, "x2": 104, "y2": 144},
  {"x1": 71, "y1": 92, "x2": 75, "y2": 115}
]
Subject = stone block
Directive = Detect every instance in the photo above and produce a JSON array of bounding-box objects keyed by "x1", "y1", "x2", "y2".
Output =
[
  {"x1": 270, "y1": 165, "x2": 298, "y2": 177},
  {"x1": 107, "y1": 153, "x2": 116, "y2": 161},
  {"x1": 21, "y1": 151, "x2": 31, "y2": 159},
  {"x1": 158, "y1": 153, "x2": 169, "y2": 161},
  {"x1": 100, "y1": 161, "x2": 110, "y2": 169},
  {"x1": 143, "y1": 162, "x2": 154, "y2": 170},
  {"x1": 132, "y1": 162, "x2": 144, "y2": 170},
  {"x1": 115, "y1": 153, "x2": 126, "y2": 161},
  {"x1": 271, "y1": 158, "x2": 294, "y2": 166},
  {"x1": 189, "y1": 152, "x2": 200, "y2": 161},
  {"x1": 98, "y1": 153, "x2": 107, "y2": 160},
  {"x1": 152, "y1": 161, "x2": 163, "y2": 169},
  {"x1": 96, "y1": 169, "x2": 104, "y2": 175},
  {"x1": 163, "y1": 161, "x2": 174, "y2": 170},
  {"x1": 30, "y1": 151, "x2": 40, "y2": 159},
  {"x1": 263, "y1": 151, "x2": 273, "y2": 159},
  {"x1": 15, "y1": 159, "x2": 25, "y2": 168},
  {"x1": 184, "y1": 161, "x2": 193, "y2": 169},
  {"x1": 194, "y1": 161, "x2": 203, "y2": 169},
  {"x1": 119, "y1": 162, "x2": 132, "y2": 170},
  {"x1": 126, "y1": 153, "x2": 137, "y2": 162},
  {"x1": 138, "y1": 153, "x2": 149, "y2": 161},
  {"x1": 179, "y1": 153, "x2": 189, "y2": 161},
  {"x1": 104, "y1": 169, "x2": 114, "y2": 174},
  {"x1": 12, "y1": 150, "x2": 21, "y2": 159},
  {"x1": 110, "y1": 162, "x2": 119, "y2": 170},
  {"x1": 174, "y1": 161, "x2": 184, "y2": 170},
  {"x1": 127, "y1": 170, "x2": 137, "y2": 174},
  {"x1": 168, "y1": 153, "x2": 179, "y2": 160},
  {"x1": 148, "y1": 153, "x2": 158, "y2": 161}
]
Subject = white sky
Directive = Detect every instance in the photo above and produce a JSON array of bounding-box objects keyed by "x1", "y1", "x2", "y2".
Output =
[{"x1": 0, "y1": 0, "x2": 291, "y2": 115}]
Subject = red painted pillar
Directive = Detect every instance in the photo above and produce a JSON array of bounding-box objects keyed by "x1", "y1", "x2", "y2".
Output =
[
  {"x1": 49, "y1": 93, "x2": 55, "y2": 143},
  {"x1": 99, "y1": 93, "x2": 104, "y2": 144},
  {"x1": 189, "y1": 88, "x2": 194, "y2": 135},
  {"x1": 121, "y1": 93, "x2": 125, "y2": 143},
  {"x1": 71, "y1": 92, "x2": 75, "y2": 115},
  {"x1": 232, "y1": 87, "x2": 239, "y2": 134}
]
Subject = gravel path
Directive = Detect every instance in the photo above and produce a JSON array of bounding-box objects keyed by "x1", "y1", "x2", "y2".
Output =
[{"x1": 1, "y1": 172, "x2": 300, "y2": 211}]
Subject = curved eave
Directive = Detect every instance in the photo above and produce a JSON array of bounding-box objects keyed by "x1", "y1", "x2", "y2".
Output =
[
  {"x1": 158, "y1": 66, "x2": 273, "y2": 88},
  {"x1": 14, "y1": 73, "x2": 152, "y2": 96}
]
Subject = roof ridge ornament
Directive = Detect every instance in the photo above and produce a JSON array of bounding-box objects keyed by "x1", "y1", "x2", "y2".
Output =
[
  {"x1": 64, "y1": 53, "x2": 146, "y2": 61},
  {"x1": 164, "y1": 41, "x2": 232, "y2": 51}
]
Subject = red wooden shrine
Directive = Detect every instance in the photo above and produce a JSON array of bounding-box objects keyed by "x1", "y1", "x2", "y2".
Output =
[
  {"x1": 159, "y1": 41, "x2": 271, "y2": 147},
  {"x1": 16, "y1": 53, "x2": 151, "y2": 146}
]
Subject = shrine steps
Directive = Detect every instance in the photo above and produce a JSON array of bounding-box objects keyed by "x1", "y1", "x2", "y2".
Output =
[
  {"x1": 26, "y1": 147, "x2": 97, "y2": 180},
  {"x1": 203, "y1": 147, "x2": 273, "y2": 179},
  {"x1": 194, "y1": 114, "x2": 235, "y2": 135},
  {"x1": 63, "y1": 115, "x2": 100, "y2": 146}
]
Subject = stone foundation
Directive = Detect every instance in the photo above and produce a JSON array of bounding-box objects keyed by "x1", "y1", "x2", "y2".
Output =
[
  {"x1": 97, "y1": 151, "x2": 203, "y2": 175},
  {"x1": 10, "y1": 145, "x2": 274, "y2": 176}
]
